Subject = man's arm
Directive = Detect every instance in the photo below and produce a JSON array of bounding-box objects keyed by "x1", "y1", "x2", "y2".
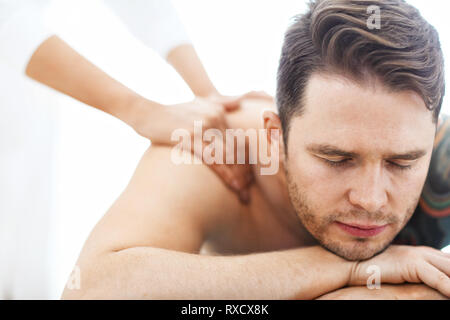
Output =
[
  {"x1": 61, "y1": 146, "x2": 354, "y2": 300},
  {"x1": 317, "y1": 284, "x2": 448, "y2": 300}
]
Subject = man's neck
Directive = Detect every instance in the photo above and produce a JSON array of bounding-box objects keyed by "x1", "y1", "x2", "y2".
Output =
[
  {"x1": 224, "y1": 100, "x2": 317, "y2": 246},
  {"x1": 252, "y1": 160, "x2": 317, "y2": 246}
]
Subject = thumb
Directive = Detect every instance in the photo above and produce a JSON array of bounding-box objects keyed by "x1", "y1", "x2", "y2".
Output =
[
  {"x1": 222, "y1": 100, "x2": 241, "y2": 111},
  {"x1": 208, "y1": 94, "x2": 241, "y2": 112}
]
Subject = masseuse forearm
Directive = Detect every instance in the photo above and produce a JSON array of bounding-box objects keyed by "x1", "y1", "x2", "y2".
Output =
[
  {"x1": 166, "y1": 44, "x2": 219, "y2": 98},
  {"x1": 63, "y1": 246, "x2": 352, "y2": 299},
  {"x1": 25, "y1": 35, "x2": 156, "y2": 127}
]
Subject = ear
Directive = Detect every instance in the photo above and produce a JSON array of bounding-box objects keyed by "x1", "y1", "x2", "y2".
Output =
[{"x1": 262, "y1": 109, "x2": 286, "y2": 164}]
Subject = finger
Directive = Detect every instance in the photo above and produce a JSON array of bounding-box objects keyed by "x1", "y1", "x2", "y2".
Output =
[
  {"x1": 239, "y1": 188, "x2": 251, "y2": 205},
  {"x1": 221, "y1": 91, "x2": 274, "y2": 112},
  {"x1": 209, "y1": 163, "x2": 239, "y2": 190},
  {"x1": 428, "y1": 253, "x2": 450, "y2": 276},
  {"x1": 242, "y1": 90, "x2": 274, "y2": 101},
  {"x1": 418, "y1": 264, "x2": 450, "y2": 297},
  {"x1": 209, "y1": 163, "x2": 252, "y2": 206},
  {"x1": 222, "y1": 126, "x2": 254, "y2": 188},
  {"x1": 206, "y1": 95, "x2": 240, "y2": 111},
  {"x1": 202, "y1": 115, "x2": 254, "y2": 200},
  {"x1": 215, "y1": 111, "x2": 229, "y2": 130},
  {"x1": 203, "y1": 109, "x2": 227, "y2": 131},
  {"x1": 227, "y1": 165, "x2": 253, "y2": 190},
  {"x1": 223, "y1": 103, "x2": 240, "y2": 112},
  {"x1": 208, "y1": 136, "x2": 242, "y2": 188},
  {"x1": 238, "y1": 164, "x2": 254, "y2": 186},
  {"x1": 244, "y1": 168, "x2": 254, "y2": 187},
  {"x1": 221, "y1": 97, "x2": 241, "y2": 112}
]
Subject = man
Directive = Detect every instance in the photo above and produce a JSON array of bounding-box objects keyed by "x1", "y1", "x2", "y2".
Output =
[
  {"x1": 0, "y1": 0, "x2": 264, "y2": 298},
  {"x1": 62, "y1": 0, "x2": 450, "y2": 299}
]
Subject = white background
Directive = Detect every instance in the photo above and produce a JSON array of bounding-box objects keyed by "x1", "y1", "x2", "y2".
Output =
[{"x1": 8, "y1": 0, "x2": 450, "y2": 298}]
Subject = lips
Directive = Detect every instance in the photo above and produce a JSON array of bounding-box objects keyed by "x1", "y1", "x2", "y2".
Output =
[{"x1": 335, "y1": 221, "x2": 388, "y2": 237}]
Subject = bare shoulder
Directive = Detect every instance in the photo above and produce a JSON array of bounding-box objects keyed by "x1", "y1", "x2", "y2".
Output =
[
  {"x1": 132, "y1": 145, "x2": 230, "y2": 192},
  {"x1": 76, "y1": 100, "x2": 275, "y2": 261},
  {"x1": 226, "y1": 98, "x2": 276, "y2": 131},
  {"x1": 128, "y1": 145, "x2": 242, "y2": 217},
  {"x1": 76, "y1": 145, "x2": 243, "y2": 260}
]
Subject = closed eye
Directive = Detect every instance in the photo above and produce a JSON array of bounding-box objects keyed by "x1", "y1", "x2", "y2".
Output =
[
  {"x1": 322, "y1": 158, "x2": 351, "y2": 168},
  {"x1": 386, "y1": 161, "x2": 412, "y2": 170},
  {"x1": 320, "y1": 157, "x2": 413, "y2": 170}
]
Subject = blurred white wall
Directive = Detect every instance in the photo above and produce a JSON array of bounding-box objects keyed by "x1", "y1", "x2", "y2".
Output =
[{"x1": 1, "y1": 0, "x2": 449, "y2": 299}]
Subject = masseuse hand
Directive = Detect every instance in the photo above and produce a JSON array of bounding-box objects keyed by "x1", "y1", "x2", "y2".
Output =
[
  {"x1": 129, "y1": 91, "x2": 273, "y2": 203},
  {"x1": 349, "y1": 245, "x2": 450, "y2": 297},
  {"x1": 25, "y1": 35, "x2": 273, "y2": 202}
]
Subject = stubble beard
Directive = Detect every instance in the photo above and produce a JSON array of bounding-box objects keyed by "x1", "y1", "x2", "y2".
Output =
[{"x1": 284, "y1": 169, "x2": 419, "y2": 261}]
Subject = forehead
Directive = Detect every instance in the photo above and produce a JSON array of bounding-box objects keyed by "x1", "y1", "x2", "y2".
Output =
[{"x1": 288, "y1": 73, "x2": 435, "y2": 154}]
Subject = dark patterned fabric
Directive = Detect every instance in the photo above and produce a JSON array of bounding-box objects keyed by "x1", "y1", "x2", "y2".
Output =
[{"x1": 394, "y1": 114, "x2": 450, "y2": 249}]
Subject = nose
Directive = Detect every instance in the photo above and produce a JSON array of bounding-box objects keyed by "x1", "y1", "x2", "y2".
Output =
[{"x1": 348, "y1": 164, "x2": 388, "y2": 213}]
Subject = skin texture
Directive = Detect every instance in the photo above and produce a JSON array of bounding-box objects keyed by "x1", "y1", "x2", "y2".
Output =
[
  {"x1": 282, "y1": 73, "x2": 436, "y2": 261},
  {"x1": 61, "y1": 73, "x2": 446, "y2": 300},
  {"x1": 317, "y1": 284, "x2": 448, "y2": 300}
]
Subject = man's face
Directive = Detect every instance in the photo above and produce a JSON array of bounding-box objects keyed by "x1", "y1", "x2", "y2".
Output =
[{"x1": 284, "y1": 73, "x2": 436, "y2": 260}]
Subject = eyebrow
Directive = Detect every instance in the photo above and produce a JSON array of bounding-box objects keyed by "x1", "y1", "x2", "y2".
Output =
[{"x1": 306, "y1": 143, "x2": 427, "y2": 160}]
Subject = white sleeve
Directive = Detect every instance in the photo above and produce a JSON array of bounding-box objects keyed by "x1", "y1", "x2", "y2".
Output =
[
  {"x1": 0, "y1": 0, "x2": 53, "y2": 74},
  {"x1": 105, "y1": 0, "x2": 191, "y2": 59}
]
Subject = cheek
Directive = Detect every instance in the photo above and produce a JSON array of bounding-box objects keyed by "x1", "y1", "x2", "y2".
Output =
[
  {"x1": 389, "y1": 173, "x2": 427, "y2": 223},
  {"x1": 288, "y1": 155, "x2": 343, "y2": 211},
  {"x1": 389, "y1": 157, "x2": 431, "y2": 206}
]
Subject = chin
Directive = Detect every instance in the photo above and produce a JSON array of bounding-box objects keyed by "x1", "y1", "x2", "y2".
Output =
[{"x1": 319, "y1": 237, "x2": 392, "y2": 261}]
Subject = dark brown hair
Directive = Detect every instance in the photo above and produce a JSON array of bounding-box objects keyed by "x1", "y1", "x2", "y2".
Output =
[{"x1": 276, "y1": 0, "x2": 445, "y2": 146}]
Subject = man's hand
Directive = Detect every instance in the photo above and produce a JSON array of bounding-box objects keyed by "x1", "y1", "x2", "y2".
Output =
[
  {"x1": 129, "y1": 92, "x2": 273, "y2": 203},
  {"x1": 349, "y1": 245, "x2": 450, "y2": 297}
]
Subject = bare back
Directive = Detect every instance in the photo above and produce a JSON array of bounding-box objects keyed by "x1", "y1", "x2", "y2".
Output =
[{"x1": 74, "y1": 100, "x2": 312, "y2": 273}]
